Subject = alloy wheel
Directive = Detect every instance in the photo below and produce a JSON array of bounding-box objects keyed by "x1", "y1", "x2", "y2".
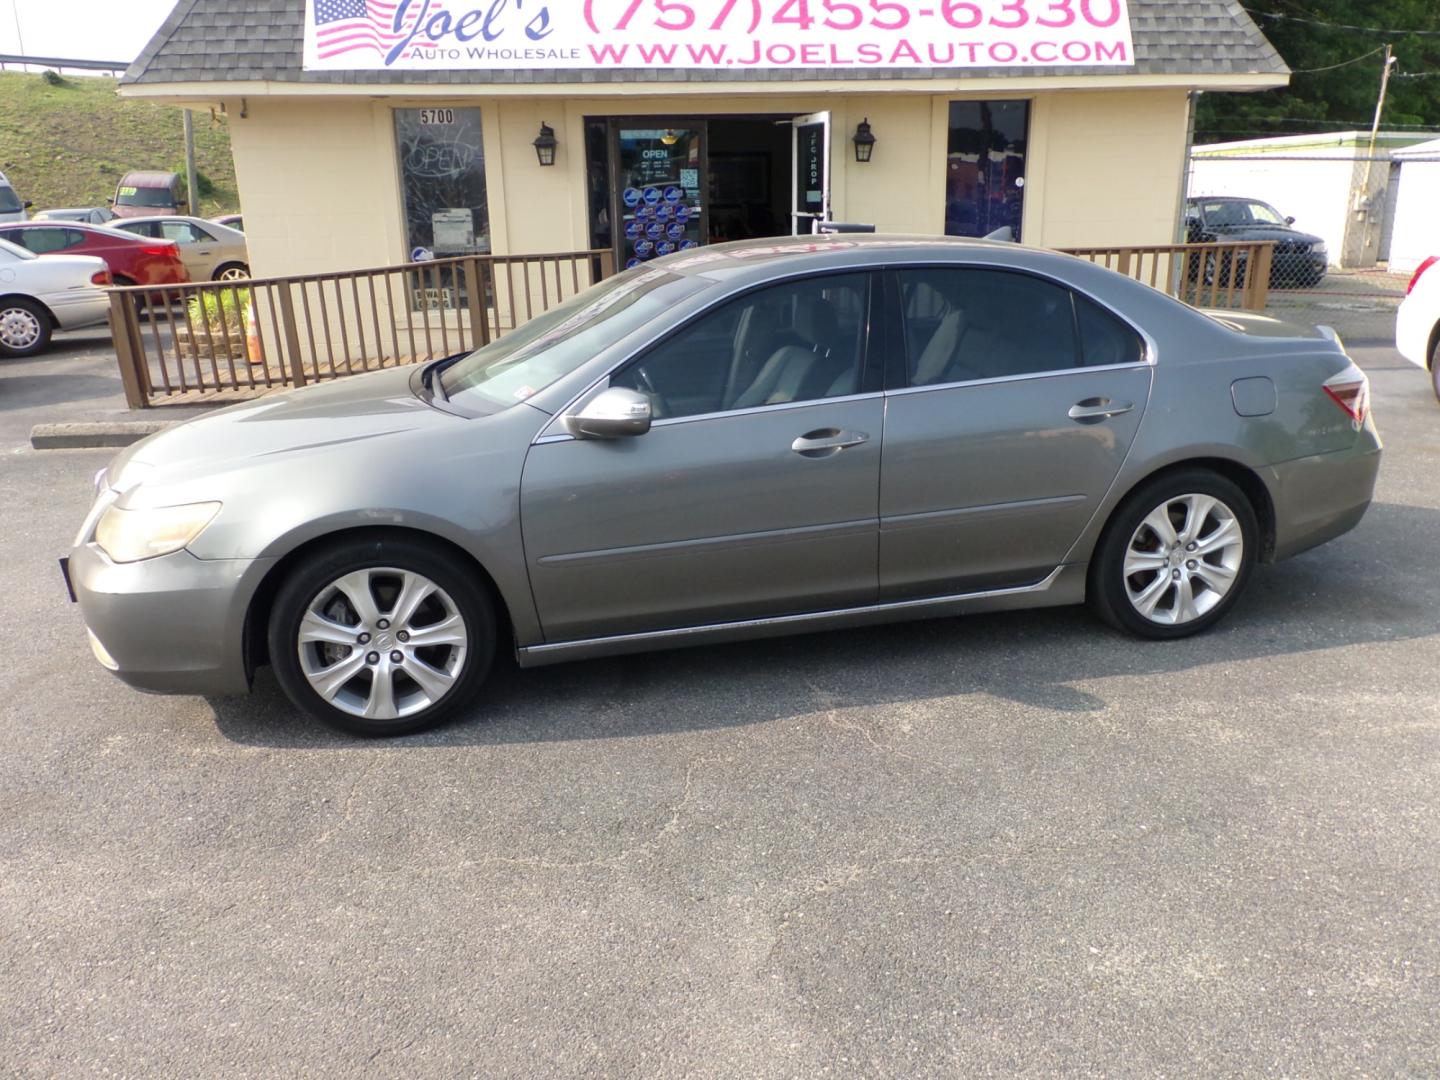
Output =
[
  {"x1": 0, "y1": 305, "x2": 42, "y2": 351},
  {"x1": 1122, "y1": 493, "x2": 1245, "y2": 626},
  {"x1": 218, "y1": 265, "x2": 249, "y2": 281},
  {"x1": 297, "y1": 566, "x2": 468, "y2": 721}
]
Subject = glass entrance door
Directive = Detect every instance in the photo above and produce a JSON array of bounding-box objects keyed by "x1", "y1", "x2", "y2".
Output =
[
  {"x1": 791, "y1": 111, "x2": 831, "y2": 235},
  {"x1": 611, "y1": 123, "x2": 706, "y2": 270}
]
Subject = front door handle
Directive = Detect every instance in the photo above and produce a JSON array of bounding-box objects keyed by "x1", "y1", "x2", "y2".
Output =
[
  {"x1": 1068, "y1": 398, "x2": 1134, "y2": 424},
  {"x1": 791, "y1": 428, "x2": 869, "y2": 457}
]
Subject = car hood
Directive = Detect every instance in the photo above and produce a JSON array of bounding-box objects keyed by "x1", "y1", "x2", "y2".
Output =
[
  {"x1": 108, "y1": 365, "x2": 464, "y2": 492},
  {"x1": 1206, "y1": 223, "x2": 1324, "y2": 246}
]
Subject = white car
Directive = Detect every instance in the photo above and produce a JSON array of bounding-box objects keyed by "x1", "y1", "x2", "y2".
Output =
[
  {"x1": 0, "y1": 237, "x2": 112, "y2": 357},
  {"x1": 1397, "y1": 255, "x2": 1440, "y2": 402}
]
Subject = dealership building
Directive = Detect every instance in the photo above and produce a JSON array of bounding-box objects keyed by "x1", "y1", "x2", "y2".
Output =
[{"x1": 122, "y1": 0, "x2": 1287, "y2": 279}]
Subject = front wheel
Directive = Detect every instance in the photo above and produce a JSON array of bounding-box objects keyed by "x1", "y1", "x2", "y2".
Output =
[
  {"x1": 1088, "y1": 470, "x2": 1258, "y2": 640},
  {"x1": 0, "y1": 298, "x2": 52, "y2": 357},
  {"x1": 214, "y1": 262, "x2": 249, "y2": 281},
  {"x1": 268, "y1": 537, "x2": 495, "y2": 737}
]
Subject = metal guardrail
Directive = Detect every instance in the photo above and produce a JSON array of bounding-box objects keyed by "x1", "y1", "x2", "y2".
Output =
[
  {"x1": 108, "y1": 241, "x2": 1269, "y2": 409},
  {"x1": 108, "y1": 250, "x2": 615, "y2": 408},
  {"x1": 1062, "y1": 241, "x2": 1275, "y2": 312}
]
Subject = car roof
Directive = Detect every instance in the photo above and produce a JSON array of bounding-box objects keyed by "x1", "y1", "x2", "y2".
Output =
[
  {"x1": 650, "y1": 233, "x2": 1095, "y2": 288},
  {"x1": 119, "y1": 171, "x2": 180, "y2": 186},
  {"x1": 0, "y1": 221, "x2": 139, "y2": 240}
]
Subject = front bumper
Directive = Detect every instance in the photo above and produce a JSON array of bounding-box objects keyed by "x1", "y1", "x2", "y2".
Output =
[
  {"x1": 1269, "y1": 436, "x2": 1382, "y2": 562},
  {"x1": 70, "y1": 541, "x2": 275, "y2": 696},
  {"x1": 1395, "y1": 295, "x2": 1433, "y2": 369}
]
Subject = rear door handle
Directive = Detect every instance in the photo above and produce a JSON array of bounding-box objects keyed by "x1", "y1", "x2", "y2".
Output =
[
  {"x1": 1068, "y1": 398, "x2": 1134, "y2": 424},
  {"x1": 791, "y1": 428, "x2": 870, "y2": 457}
]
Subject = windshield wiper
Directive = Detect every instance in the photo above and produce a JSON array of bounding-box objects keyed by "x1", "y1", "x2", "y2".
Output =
[{"x1": 422, "y1": 353, "x2": 467, "y2": 401}]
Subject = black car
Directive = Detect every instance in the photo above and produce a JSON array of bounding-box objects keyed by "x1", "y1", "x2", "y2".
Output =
[{"x1": 1184, "y1": 196, "x2": 1328, "y2": 289}]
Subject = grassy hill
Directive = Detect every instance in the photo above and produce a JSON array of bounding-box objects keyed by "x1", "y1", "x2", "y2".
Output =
[{"x1": 0, "y1": 71, "x2": 239, "y2": 217}]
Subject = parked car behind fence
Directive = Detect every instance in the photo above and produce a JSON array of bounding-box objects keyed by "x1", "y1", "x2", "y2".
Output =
[
  {"x1": 0, "y1": 222, "x2": 189, "y2": 288},
  {"x1": 111, "y1": 171, "x2": 186, "y2": 219},
  {"x1": 34, "y1": 207, "x2": 120, "y2": 226},
  {"x1": 111, "y1": 215, "x2": 249, "y2": 281},
  {"x1": 0, "y1": 237, "x2": 111, "y2": 357},
  {"x1": 1185, "y1": 196, "x2": 1328, "y2": 290}
]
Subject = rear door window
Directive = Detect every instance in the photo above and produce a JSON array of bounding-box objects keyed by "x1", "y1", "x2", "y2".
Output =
[
  {"x1": 896, "y1": 267, "x2": 1081, "y2": 386},
  {"x1": 10, "y1": 227, "x2": 71, "y2": 253}
]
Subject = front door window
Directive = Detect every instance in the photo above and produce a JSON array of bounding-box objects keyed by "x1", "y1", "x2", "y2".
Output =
[
  {"x1": 613, "y1": 125, "x2": 705, "y2": 271},
  {"x1": 944, "y1": 101, "x2": 1030, "y2": 242}
]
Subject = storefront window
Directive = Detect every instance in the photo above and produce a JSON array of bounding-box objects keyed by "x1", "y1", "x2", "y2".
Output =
[
  {"x1": 945, "y1": 101, "x2": 1029, "y2": 243},
  {"x1": 394, "y1": 107, "x2": 491, "y2": 261}
]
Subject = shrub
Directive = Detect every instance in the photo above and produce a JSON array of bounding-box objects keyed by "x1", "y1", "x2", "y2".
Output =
[{"x1": 186, "y1": 287, "x2": 248, "y2": 337}]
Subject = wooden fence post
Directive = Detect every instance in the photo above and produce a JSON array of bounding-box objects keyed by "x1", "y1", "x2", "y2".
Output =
[
  {"x1": 276, "y1": 282, "x2": 307, "y2": 388},
  {"x1": 108, "y1": 291, "x2": 149, "y2": 409}
]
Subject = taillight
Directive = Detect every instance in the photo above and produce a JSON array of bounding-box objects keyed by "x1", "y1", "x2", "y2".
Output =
[
  {"x1": 90, "y1": 269, "x2": 112, "y2": 286},
  {"x1": 1407, "y1": 256, "x2": 1438, "y2": 296},
  {"x1": 139, "y1": 244, "x2": 177, "y2": 258},
  {"x1": 1322, "y1": 365, "x2": 1370, "y2": 428}
]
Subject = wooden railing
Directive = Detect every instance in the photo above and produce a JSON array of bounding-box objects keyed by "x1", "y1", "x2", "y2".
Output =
[
  {"x1": 1061, "y1": 241, "x2": 1275, "y2": 312},
  {"x1": 108, "y1": 249, "x2": 615, "y2": 408},
  {"x1": 109, "y1": 240, "x2": 1270, "y2": 409}
]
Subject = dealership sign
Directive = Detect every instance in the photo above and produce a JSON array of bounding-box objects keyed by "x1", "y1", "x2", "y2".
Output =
[{"x1": 303, "y1": 0, "x2": 1135, "y2": 71}]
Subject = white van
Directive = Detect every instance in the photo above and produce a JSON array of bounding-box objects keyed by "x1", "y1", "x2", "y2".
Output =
[{"x1": 0, "y1": 171, "x2": 30, "y2": 223}]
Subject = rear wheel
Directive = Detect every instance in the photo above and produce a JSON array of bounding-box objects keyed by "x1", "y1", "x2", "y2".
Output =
[
  {"x1": 1088, "y1": 470, "x2": 1257, "y2": 640},
  {"x1": 268, "y1": 537, "x2": 495, "y2": 737},
  {"x1": 214, "y1": 262, "x2": 249, "y2": 281},
  {"x1": 0, "y1": 298, "x2": 52, "y2": 357}
]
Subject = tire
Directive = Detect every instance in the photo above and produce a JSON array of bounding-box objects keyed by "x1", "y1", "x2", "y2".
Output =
[
  {"x1": 1430, "y1": 331, "x2": 1440, "y2": 405},
  {"x1": 268, "y1": 536, "x2": 496, "y2": 737},
  {"x1": 213, "y1": 262, "x2": 249, "y2": 282},
  {"x1": 1087, "y1": 469, "x2": 1258, "y2": 640},
  {"x1": 0, "y1": 297, "x2": 53, "y2": 358}
]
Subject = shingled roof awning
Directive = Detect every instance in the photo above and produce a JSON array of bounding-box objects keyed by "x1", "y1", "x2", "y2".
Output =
[{"x1": 123, "y1": 0, "x2": 1288, "y2": 89}]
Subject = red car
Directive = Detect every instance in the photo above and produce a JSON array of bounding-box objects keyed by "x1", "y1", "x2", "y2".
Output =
[{"x1": 0, "y1": 222, "x2": 189, "y2": 287}]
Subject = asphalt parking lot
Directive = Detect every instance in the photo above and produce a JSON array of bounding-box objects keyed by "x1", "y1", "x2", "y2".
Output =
[{"x1": 2, "y1": 339, "x2": 1437, "y2": 1076}]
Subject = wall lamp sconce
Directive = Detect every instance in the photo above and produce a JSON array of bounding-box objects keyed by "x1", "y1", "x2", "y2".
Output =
[
  {"x1": 533, "y1": 122, "x2": 558, "y2": 167},
  {"x1": 852, "y1": 118, "x2": 876, "y2": 163}
]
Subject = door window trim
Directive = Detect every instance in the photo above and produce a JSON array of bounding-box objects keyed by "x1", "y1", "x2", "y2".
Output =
[
  {"x1": 881, "y1": 261, "x2": 1156, "y2": 395},
  {"x1": 534, "y1": 267, "x2": 884, "y2": 444}
]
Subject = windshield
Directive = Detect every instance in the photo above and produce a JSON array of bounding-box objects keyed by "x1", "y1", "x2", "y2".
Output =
[
  {"x1": 440, "y1": 268, "x2": 706, "y2": 410},
  {"x1": 0, "y1": 186, "x2": 20, "y2": 213},
  {"x1": 0, "y1": 237, "x2": 36, "y2": 261},
  {"x1": 1247, "y1": 202, "x2": 1287, "y2": 225},
  {"x1": 115, "y1": 184, "x2": 177, "y2": 208}
]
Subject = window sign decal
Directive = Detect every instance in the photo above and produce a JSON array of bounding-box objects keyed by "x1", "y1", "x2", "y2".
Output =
[{"x1": 303, "y1": 0, "x2": 1135, "y2": 71}]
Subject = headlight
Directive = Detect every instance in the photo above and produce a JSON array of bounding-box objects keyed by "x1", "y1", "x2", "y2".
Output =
[{"x1": 94, "y1": 502, "x2": 221, "y2": 563}]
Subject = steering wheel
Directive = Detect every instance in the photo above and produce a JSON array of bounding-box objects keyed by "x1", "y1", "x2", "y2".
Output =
[{"x1": 631, "y1": 363, "x2": 666, "y2": 418}]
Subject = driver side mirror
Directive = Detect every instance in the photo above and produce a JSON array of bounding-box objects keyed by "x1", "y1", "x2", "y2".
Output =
[
  {"x1": 1285, "y1": 216, "x2": 1296, "y2": 225},
  {"x1": 564, "y1": 386, "x2": 652, "y2": 440},
  {"x1": 23, "y1": 200, "x2": 32, "y2": 209}
]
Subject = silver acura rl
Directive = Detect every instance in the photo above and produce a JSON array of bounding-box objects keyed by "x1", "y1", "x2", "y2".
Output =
[{"x1": 65, "y1": 236, "x2": 1381, "y2": 737}]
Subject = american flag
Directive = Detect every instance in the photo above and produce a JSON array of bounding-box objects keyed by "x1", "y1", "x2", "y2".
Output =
[{"x1": 313, "y1": 0, "x2": 428, "y2": 61}]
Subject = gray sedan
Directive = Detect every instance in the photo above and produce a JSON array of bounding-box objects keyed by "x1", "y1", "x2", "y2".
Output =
[{"x1": 66, "y1": 236, "x2": 1382, "y2": 737}]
